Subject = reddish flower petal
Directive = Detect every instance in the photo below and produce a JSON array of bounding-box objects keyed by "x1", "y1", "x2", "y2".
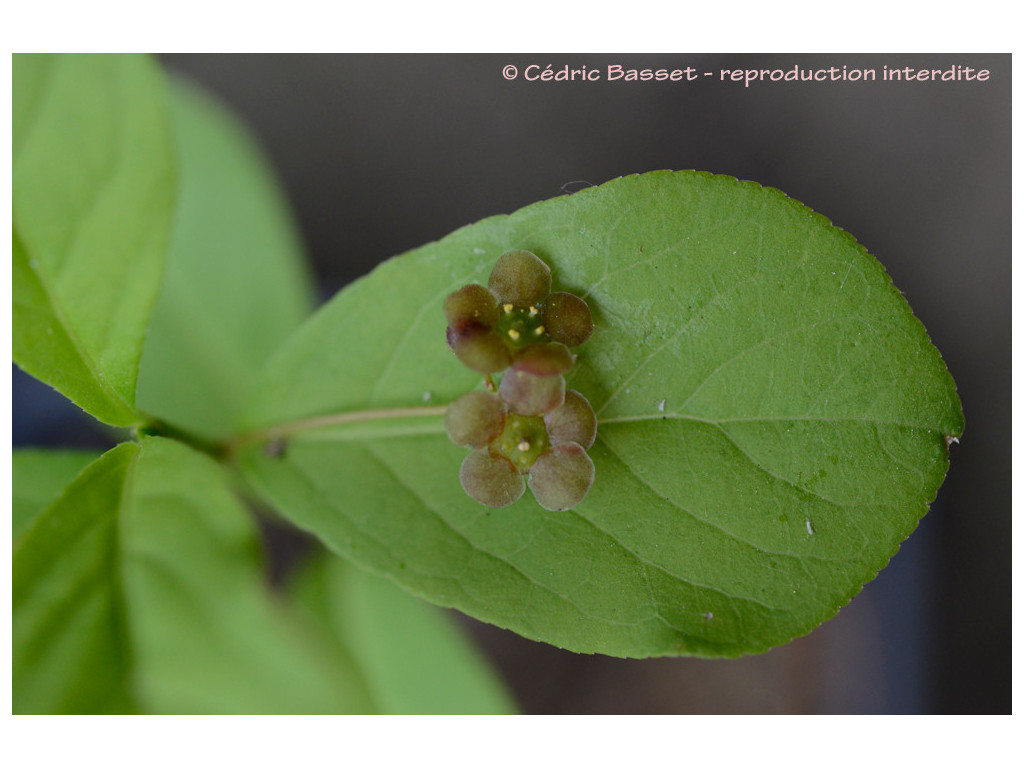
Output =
[
  {"x1": 444, "y1": 283, "x2": 499, "y2": 329},
  {"x1": 460, "y1": 450, "x2": 526, "y2": 507},
  {"x1": 511, "y1": 342, "x2": 574, "y2": 377},
  {"x1": 544, "y1": 389, "x2": 597, "y2": 449},
  {"x1": 450, "y1": 324, "x2": 513, "y2": 374},
  {"x1": 498, "y1": 369, "x2": 565, "y2": 416},
  {"x1": 488, "y1": 250, "x2": 551, "y2": 307},
  {"x1": 542, "y1": 292, "x2": 593, "y2": 347},
  {"x1": 528, "y1": 442, "x2": 595, "y2": 511},
  {"x1": 445, "y1": 391, "x2": 506, "y2": 448}
]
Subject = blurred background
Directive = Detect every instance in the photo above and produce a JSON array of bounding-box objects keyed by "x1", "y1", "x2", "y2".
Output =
[{"x1": 14, "y1": 53, "x2": 1010, "y2": 713}]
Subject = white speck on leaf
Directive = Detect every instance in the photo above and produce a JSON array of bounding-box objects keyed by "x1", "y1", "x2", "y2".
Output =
[
  {"x1": 806, "y1": 519, "x2": 815, "y2": 536},
  {"x1": 472, "y1": 248, "x2": 485, "y2": 255},
  {"x1": 422, "y1": 391, "x2": 432, "y2": 403},
  {"x1": 657, "y1": 399, "x2": 666, "y2": 412}
]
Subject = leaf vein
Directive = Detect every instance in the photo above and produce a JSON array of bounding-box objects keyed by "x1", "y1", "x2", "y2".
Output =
[
  {"x1": 593, "y1": 268, "x2": 765, "y2": 418},
  {"x1": 369, "y1": 276, "x2": 468, "y2": 404},
  {"x1": 14, "y1": 229, "x2": 136, "y2": 419},
  {"x1": 596, "y1": 430, "x2": 837, "y2": 566},
  {"x1": 358, "y1": 443, "x2": 670, "y2": 631},
  {"x1": 569, "y1": 504, "x2": 790, "y2": 622}
]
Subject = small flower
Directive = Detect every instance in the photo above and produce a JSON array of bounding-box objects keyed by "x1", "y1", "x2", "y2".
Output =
[
  {"x1": 446, "y1": 388, "x2": 597, "y2": 510},
  {"x1": 444, "y1": 250, "x2": 594, "y2": 375}
]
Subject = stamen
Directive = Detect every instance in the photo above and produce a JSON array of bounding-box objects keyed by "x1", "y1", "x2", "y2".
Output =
[
  {"x1": 503, "y1": 303, "x2": 514, "y2": 313},
  {"x1": 528, "y1": 306, "x2": 539, "y2": 317},
  {"x1": 507, "y1": 329, "x2": 520, "y2": 341},
  {"x1": 534, "y1": 326, "x2": 545, "y2": 335},
  {"x1": 517, "y1": 440, "x2": 531, "y2": 452}
]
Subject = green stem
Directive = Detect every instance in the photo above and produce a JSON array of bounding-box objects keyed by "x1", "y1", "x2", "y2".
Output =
[
  {"x1": 226, "y1": 405, "x2": 449, "y2": 457},
  {"x1": 135, "y1": 416, "x2": 229, "y2": 461},
  {"x1": 141, "y1": 403, "x2": 701, "y2": 464}
]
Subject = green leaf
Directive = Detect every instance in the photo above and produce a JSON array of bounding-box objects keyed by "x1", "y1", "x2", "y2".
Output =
[
  {"x1": 14, "y1": 437, "x2": 376, "y2": 713},
  {"x1": 13, "y1": 54, "x2": 177, "y2": 426},
  {"x1": 12, "y1": 448, "x2": 101, "y2": 541},
  {"x1": 136, "y1": 77, "x2": 315, "y2": 441},
  {"x1": 291, "y1": 553, "x2": 518, "y2": 714},
  {"x1": 237, "y1": 171, "x2": 963, "y2": 658},
  {"x1": 13, "y1": 444, "x2": 139, "y2": 713}
]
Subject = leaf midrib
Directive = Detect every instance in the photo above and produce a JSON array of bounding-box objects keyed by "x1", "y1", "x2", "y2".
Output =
[
  {"x1": 236, "y1": 402, "x2": 951, "y2": 448},
  {"x1": 112, "y1": 444, "x2": 142, "y2": 709}
]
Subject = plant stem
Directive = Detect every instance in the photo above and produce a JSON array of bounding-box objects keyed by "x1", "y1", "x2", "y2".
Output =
[
  {"x1": 135, "y1": 416, "x2": 229, "y2": 460},
  {"x1": 226, "y1": 405, "x2": 448, "y2": 457},
  {"x1": 143, "y1": 404, "x2": 717, "y2": 464}
]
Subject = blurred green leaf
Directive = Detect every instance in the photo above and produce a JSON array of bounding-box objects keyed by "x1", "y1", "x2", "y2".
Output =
[
  {"x1": 137, "y1": 77, "x2": 315, "y2": 441},
  {"x1": 13, "y1": 54, "x2": 176, "y2": 426},
  {"x1": 14, "y1": 437, "x2": 375, "y2": 713},
  {"x1": 291, "y1": 553, "x2": 517, "y2": 714},
  {"x1": 13, "y1": 444, "x2": 140, "y2": 713},
  {"x1": 238, "y1": 171, "x2": 962, "y2": 658},
  {"x1": 12, "y1": 448, "x2": 101, "y2": 541}
]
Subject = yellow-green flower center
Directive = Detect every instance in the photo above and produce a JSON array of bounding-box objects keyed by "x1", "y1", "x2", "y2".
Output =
[
  {"x1": 493, "y1": 413, "x2": 550, "y2": 473},
  {"x1": 495, "y1": 303, "x2": 549, "y2": 349}
]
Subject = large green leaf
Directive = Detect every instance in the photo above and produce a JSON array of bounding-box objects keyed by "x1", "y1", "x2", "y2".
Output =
[
  {"x1": 136, "y1": 78, "x2": 315, "y2": 441},
  {"x1": 237, "y1": 171, "x2": 963, "y2": 658},
  {"x1": 291, "y1": 553, "x2": 517, "y2": 714},
  {"x1": 13, "y1": 54, "x2": 177, "y2": 426},
  {"x1": 12, "y1": 448, "x2": 101, "y2": 542},
  {"x1": 13, "y1": 438, "x2": 375, "y2": 713}
]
